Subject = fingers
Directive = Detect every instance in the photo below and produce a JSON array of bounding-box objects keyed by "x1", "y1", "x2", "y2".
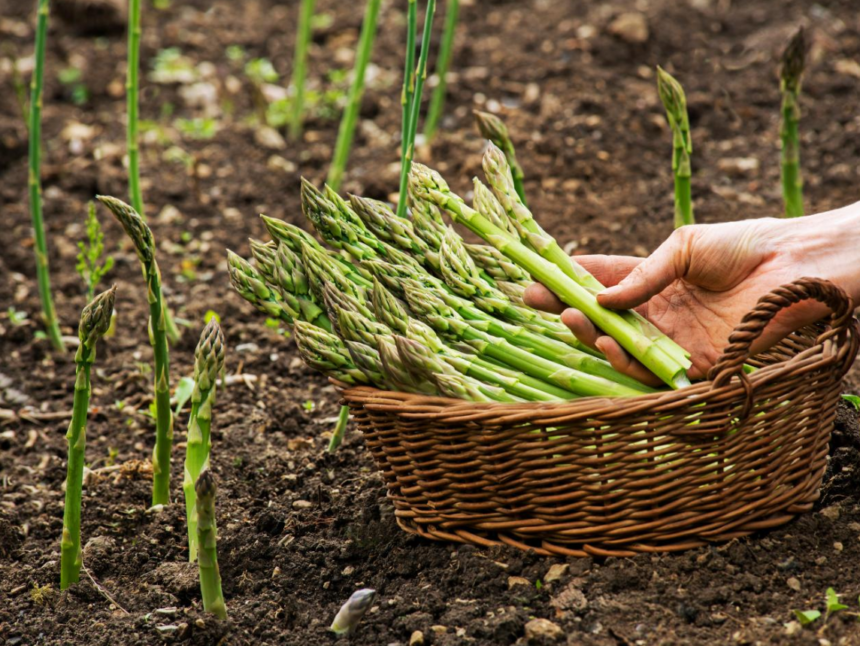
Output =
[
  {"x1": 575, "y1": 255, "x2": 643, "y2": 288},
  {"x1": 598, "y1": 227, "x2": 695, "y2": 310},
  {"x1": 523, "y1": 283, "x2": 566, "y2": 314}
]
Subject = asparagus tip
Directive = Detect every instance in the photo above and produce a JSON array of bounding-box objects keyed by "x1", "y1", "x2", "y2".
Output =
[
  {"x1": 780, "y1": 27, "x2": 806, "y2": 91},
  {"x1": 79, "y1": 284, "x2": 117, "y2": 346}
]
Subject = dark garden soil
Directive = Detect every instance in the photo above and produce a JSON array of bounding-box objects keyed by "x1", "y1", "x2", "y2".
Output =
[{"x1": 3, "y1": 0, "x2": 860, "y2": 644}]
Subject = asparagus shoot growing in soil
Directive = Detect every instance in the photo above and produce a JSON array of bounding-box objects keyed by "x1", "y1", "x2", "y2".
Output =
[
  {"x1": 328, "y1": 405, "x2": 350, "y2": 453},
  {"x1": 98, "y1": 196, "x2": 174, "y2": 506},
  {"x1": 326, "y1": 0, "x2": 382, "y2": 189},
  {"x1": 656, "y1": 66, "x2": 694, "y2": 228},
  {"x1": 184, "y1": 320, "x2": 226, "y2": 562},
  {"x1": 195, "y1": 470, "x2": 227, "y2": 619},
  {"x1": 289, "y1": 0, "x2": 315, "y2": 140},
  {"x1": 60, "y1": 286, "x2": 116, "y2": 590},
  {"x1": 331, "y1": 588, "x2": 376, "y2": 636},
  {"x1": 423, "y1": 0, "x2": 459, "y2": 143},
  {"x1": 474, "y1": 110, "x2": 526, "y2": 204},
  {"x1": 780, "y1": 28, "x2": 806, "y2": 218},
  {"x1": 399, "y1": 0, "x2": 417, "y2": 191},
  {"x1": 28, "y1": 0, "x2": 66, "y2": 352},
  {"x1": 396, "y1": 0, "x2": 437, "y2": 218}
]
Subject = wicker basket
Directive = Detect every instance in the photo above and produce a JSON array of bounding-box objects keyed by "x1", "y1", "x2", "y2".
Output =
[{"x1": 339, "y1": 278, "x2": 859, "y2": 557}]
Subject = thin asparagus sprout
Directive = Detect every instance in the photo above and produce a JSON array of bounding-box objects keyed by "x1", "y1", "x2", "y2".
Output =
[
  {"x1": 399, "y1": 0, "x2": 418, "y2": 201},
  {"x1": 656, "y1": 67, "x2": 694, "y2": 228},
  {"x1": 423, "y1": 0, "x2": 460, "y2": 143},
  {"x1": 480, "y1": 143, "x2": 692, "y2": 372},
  {"x1": 98, "y1": 196, "x2": 175, "y2": 504},
  {"x1": 780, "y1": 28, "x2": 806, "y2": 218},
  {"x1": 395, "y1": 0, "x2": 437, "y2": 218},
  {"x1": 195, "y1": 470, "x2": 227, "y2": 620},
  {"x1": 326, "y1": 0, "x2": 383, "y2": 189},
  {"x1": 289, "y1": 0, "x2": 315, "y2": 140},
  {"x1": 330, "y1": 589, "x2": 377, "y2": 636},
  {"x1": 474, "y1": 110, "x2": 526, "y2": 204},
  {"x1": 60, "y1": 286, "x2": 116, "y2": 590},
  {"x1": 328, "y1": 405, "x2": 350, "y2": 453},
  {"x1": 28, "y1": 0, "x2": 66, "y2": 352},
  {"x1": 409, "y1": 164, "x2": 691, "y2": 389},
  {"x1": 183, "y1": 320, "x2": 225, "y2": 563}
]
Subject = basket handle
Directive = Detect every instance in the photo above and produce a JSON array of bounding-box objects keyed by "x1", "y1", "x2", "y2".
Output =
[{"x1": 707, "y1": 277, "x2": 856, "y2": 389}]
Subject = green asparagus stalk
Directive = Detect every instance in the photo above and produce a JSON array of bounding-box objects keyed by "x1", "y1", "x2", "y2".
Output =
[
  {"x1": 779, "y1": 28, "x2": 805, "y2": 218},
  {"x1": 481, "y1": 143, "x2": 692, "y2": 372},
  {"x1": 472, "y1": 177, "x2": 519, "y2": 237},
  {"x1": 350, "y1": 195, "x2": 440, "y2": 269},
  {"x1": 289, "y1": 0, "x2": 315, "y2": 140},
  {"x1": 301, "y1": 242, "x2": 368, "y2": 305},
  {"x1": 410, "y1": 197, "x2": 448, "y2": 249},
  {"x1": 98, "y1": 196, "x2": 175, "y2": 504},
  {"x1": 294, "y1": 320, "x2": 371, "y2": 385},
  {"x1": 327, "y1": 405, "x2": 350, "y2": 453},
  {"x1": 474, "y1": 110, "x2": 526, "y2": 204},
  {"x1": 372, "y1": 277, "x2": 410, "y2": 334},
  {"x1": 195, "y1": 470, "x2": 227, "y2": 620},
  {"x1": 60, "y1": 286, "x2": 116, "y2": 590},
  {"x1": 423, "y1": 0, "x2": 459, "y2": 143},
  {"x1": 396, "y1": 0, "x2": 437, "y2": 218},
  {"x1": 404, "y1": 283, "x2": 649, "y2": 397},
  {"x1": 344, "y1": 340, "x2": 386, "y2": 385},
  {"x1": 183, "y1": 320, "x2": 225, "y2": 563},
  {"x1": 395, "y1": 335, "x2": 518, "y2": 402},
  {"x1": 326, "y1": 0, "x2": 382, "y2": 189},
  {"x1": 463, "y1": 243, "x2": 530, "y2": 284},
  {"x1": 227, "y1": 250, "x2": 290, "y2": 320},
  {"x1": 656, "y1": 67, "x2": 694, "y2": 228},
  {"x1": 28, "y1": 0, "x2": 66, "y2": 353},
  {"x1": 322, "y1": 283, "x2": 376, "y2": 329},
  {"x1": 377, "y1": 336, "x2": 437, "y2": 394},
  {"x1": 248, "y1": 238, "x2": 278, "y2": 283},
  {"x1": 399, "y1": 0, "x2": 418, "y2": 202},
  {"x1": 409, "y1": 164, "x2": 691, "y2": 389}
]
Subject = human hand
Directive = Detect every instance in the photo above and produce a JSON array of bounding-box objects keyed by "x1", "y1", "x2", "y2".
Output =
[{"x1": 524, "y1": 208, "x2": 860, "y2": 384}]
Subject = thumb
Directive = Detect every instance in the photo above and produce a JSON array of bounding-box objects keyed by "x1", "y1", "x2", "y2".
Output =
[{"x1": 598, "y1": 227, "x2": 694, "y2": 309}]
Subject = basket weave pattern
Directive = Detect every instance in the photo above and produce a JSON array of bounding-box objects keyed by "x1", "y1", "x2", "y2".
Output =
[{"x1": 340, "y1": 278, "x2": 859, "y2": 556}]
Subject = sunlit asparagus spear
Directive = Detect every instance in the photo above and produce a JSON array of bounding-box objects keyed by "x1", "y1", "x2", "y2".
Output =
[
  {"x1": 331, "y1": 588, "x2": 376, "y2": 636},
  {"x1": 410, "y1": 163, "x2": 691, "y2": 389},
  {"x1": 98, "y1": 195, "x2": 174, "y2": 505},
  {"x1": 656, "y1": 66, "x2": 694, "y2": 228},
  {"x1": 377, "y1": 336, "x2": 438, "y2": 394},
  {"x1": 372, "y1": 277, "x2": 410, "y2": 334},
  {"x1": 481, "y1": 144, "x2": 692, "y2": 372},
  {"x1": 301, "y1": 242, "x2": 368, "y2": 305},
  {"x1": 60, "y1": 286, "x2": 116, "y2": 590},
  {"x1": 344, "y1": 340, "x2": 386, "y2": 385},
  {"x1": 327, "y1": 405, "x2": 350, "y2": 453},
  {"x1": 227, "y1": 250, "x2": 310, "y2": 328},
  {"x1": 195, "y1": 470, "x2": 227, "y2": 620},
  {"x1": 474, "y1": 110, "x2": 526, "y2": 203},
  {"x1": 183, "y1": 320, "x2": 225, "y2": 563},
  {"x1": 293, "y1": 320, "x2": 371, "y2": 385},
  {"x1": 779, "y1": 28, "x2": 805, "y2": 218},
  {"x1": 404, "y1": 284, "x2": 649, "y2": 397}
]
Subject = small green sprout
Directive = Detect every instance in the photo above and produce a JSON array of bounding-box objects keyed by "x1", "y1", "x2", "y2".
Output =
[
  {"x1": 226, "y1": 45, "x2": 245, "y2": 63},
  {"x1": 7, "y1": 307, "x2": 28, "y2": 326},
  {"x1": 76, "y1": 202, "x2": 115, "y2": 300},
  {"x1": 244, "y1": 58, "x2": 278, "y2": 84},
  {"x1": 57, "y1": 67, "x2": 88, "y2": 105},
  {"x1": 825, "y1": 587, "x2": 848, "y2": 616},
  {"x1": 841, "y1": 394, "x2": 860, "y2": 410},
  {"x1": 150, "y1": 48, "x2": 198, "y2": 84},
  {"x1": 303, "y1": 400, "x2": 315, "y2": 412},
  {"x1": 174, "y1": 118, "x2": 218, "y2": 140},
  {"x1": 792, "y1": 609, "x2": 821, "y2": 626}
]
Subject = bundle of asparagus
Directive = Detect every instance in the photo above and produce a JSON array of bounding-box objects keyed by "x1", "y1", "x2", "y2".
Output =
[{"x1": 228, "y1": 145, "x2": 692, "y2": 402}]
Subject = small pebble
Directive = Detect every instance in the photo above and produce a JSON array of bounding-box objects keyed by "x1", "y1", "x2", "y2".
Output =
[
  {"x1": 409, "y1": 630, "x2": 424, "y2": 646},
  {"x1": 524, "y1": 618, "x2": 564, "y2": 642},
  {"x1": 834, "y1": 542, "x2": 844, "y2": 552},
  {"x1": 786, "y1": 577, "x2": 801, "y2": 592},
  {"x1": 544, "y1": 564, "x2": 569, "y2": 583},
  {"x1": 507, "y1": 576, "x2": 530, "y2": 589},
  {"x1": 292, "y1": 500, "x2": 313, "y2": 510}
]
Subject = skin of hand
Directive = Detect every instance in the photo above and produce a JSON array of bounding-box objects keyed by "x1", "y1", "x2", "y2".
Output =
[{"x1": 524, "y1": 203, "x2": 860, "y2": 384}]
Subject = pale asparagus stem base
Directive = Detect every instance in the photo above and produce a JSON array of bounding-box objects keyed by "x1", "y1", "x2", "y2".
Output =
[
  {"x1": 410, "y1": 167, "x2": 690, "y2": 388},
  {"x1": 28, "y1": 0, "x2": 66, "y2": 353},
  {"x1": 195, "y1": 471, "x2": 227, "y2": 619}
]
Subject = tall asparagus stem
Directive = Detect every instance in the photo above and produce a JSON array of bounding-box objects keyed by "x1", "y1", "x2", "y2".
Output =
[
  {"x1": 183, "y1": 320, "x2": 225, "y2": 562},
  {"x1": 423, "y1": 0, "x2": 459, "y2": 143},
  {"x1": 656, "y1": 67, "x2": 694, "y2": 228},
  {"x1": 98, "y1": 196, "x2": 174, "y2": 505},
  {"x1": 289, "y1": 0, "x2": 315, "y2": 140},
  {"x1": 60, "y1": 286, "x2": 116, "y2": 590},
  {"x1": 399, "y1": 0, "x2": 418, "y2": 197},
  {"x1": 195, "y1": 470, "x2": 227, "y2": 620},
  {"x1": 474, "y1": 110, "x2": 526, "y2": 204},
  {"x1": 480, "y1": 143, "x2": 692, "y2": 372},
  {"x1": 395, "y1": 0, "x2": 437, "y2": 218},
  {"x1": 326, "y1": 0, "x2": 382, "y2": 189},
  {"x1": 28, "y1": 0, "x2": 65, "y2": 353},
  {"x1": 409, "y1": 164, "x2": 691, "y2": 389},
  {"x1": 780, "y1": 28, "x2": 805, "y2": 218}
]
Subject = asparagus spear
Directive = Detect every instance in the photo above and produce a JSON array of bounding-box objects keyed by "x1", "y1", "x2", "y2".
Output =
[
  {"x1": 331, "y1": 589, "x2": 377, "y2": 636},
  {"x1": 371, "y1": 277, "x2": 410, "y2": 334},
  {"x1": 779, "y1": 28, "x2": 805, "y2": 218},
  {"x1": 349, "y1": 195, "x2": 440, "y2": 269},
  {"x1": 327, "y1": 405, "x2": 350, "y2": 453},
  {"x1": 98, "y1": 196, "x2": 175, "y2": 505},
  {"x1": 404, "y1": 284, "x2": 650, "y2": 397},
  {"x1": 28, "y1": 0, "x2": 66, "y2": 352},
  {"x1": 377, "y1": 336, "x2": 437, "y2": 394},
  {"x1": 423, "y1": 0, "x2": 460, "y2": 143},
  {"x1": 183, "y1": 320, "x2": 226, "y2": 563},
  {"x1": 463, "y1": 243, "x2": 530, "y2": 284},
  {"x1": 344, "y1": 340, "x2": 386, "y2": 385},
  {"x1": 227, "y1": 250, "x2": 305, "y2": 326},
  {"x1": 656, "y1": 66, "x2": 694, "y2": 228},
  {"x1": 407, "y1": 166, "x2": 691, "y2": 389},
  {"x1": 481, "y1": 143, "x2": 692, "y2": 372},
  {"x1": 195, "y1": 470, "x2": 227, "y2": 620},
  {"x1": 294, "y1": 320, "x2": 371, "y2": 385},
  {"x1": 289, "y1": 0, "x2": 315, "y2": 140},
  {"x1": 60, "y1": 286, "x2": 116, "y2": 590},
  {"x1": 301, "y1": 242, "x2": 368, "y2": 305},
  {"x1": 474, "y1": 110, "x2": 526, "y2": 204},
  {"x1": 327, "y1": 0, "x2": 383, "y2": 189}
]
